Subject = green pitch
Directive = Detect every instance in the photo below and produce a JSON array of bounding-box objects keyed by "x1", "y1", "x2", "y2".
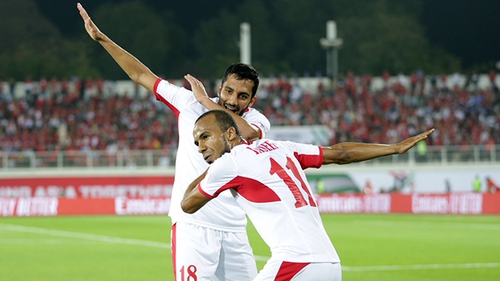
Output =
[{"x1": 1, "y1": 214, "x2": 499, "y2": 280}]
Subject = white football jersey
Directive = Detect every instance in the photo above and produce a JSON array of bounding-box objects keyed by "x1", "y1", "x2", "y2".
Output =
[
  {"x1": 199, "y1": 139, "x2": 340, "y2": 263},
  {"x1": 154, "y1": 79, "x2": 270, "y2": 231}
]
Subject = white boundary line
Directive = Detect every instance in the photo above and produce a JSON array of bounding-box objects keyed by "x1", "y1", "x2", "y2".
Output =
[
  {"x1": 2, "y1": 223, "x2": 498, "y2": 270},
  {"x1": 0, "y1": 223, "x2": 169, "y2": 249},
  {"x1": 0, "y1": 223, "x2": 270, "y2": 261}
]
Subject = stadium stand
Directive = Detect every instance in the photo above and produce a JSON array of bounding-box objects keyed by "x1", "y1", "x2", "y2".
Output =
[{"x1": 0, "y1": 71, "x2": 498, "y2": 168}]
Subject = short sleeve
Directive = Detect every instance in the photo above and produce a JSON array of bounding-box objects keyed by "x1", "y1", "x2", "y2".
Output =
[
  {"x1": 278, "y1": 141, "x2": 323, "y2": 169},
  {"x1": 243, "y1": 108, "x2": 271, "y2": 138},
  {"x1": 154, "y1": 79, "x2": 195, "y2": 112},
  {"x1": 199, "y1": 154, "x2": 240, "y2": 198}
]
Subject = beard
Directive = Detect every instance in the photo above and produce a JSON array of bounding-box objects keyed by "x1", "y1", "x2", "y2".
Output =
[
  {"x1": 222, "y1": 103, "x2": 241, "y2": 114},
  {"x1": 223, "y1": 138, "x2": 232, "y2": 154},
  {"x1": 218, "y1": 97, "x2": 248, "y2": 116}
]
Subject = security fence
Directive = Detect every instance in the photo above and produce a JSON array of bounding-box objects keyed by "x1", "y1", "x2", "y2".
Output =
[{"x1": 1, "y1": 145, "x2": 498, "y2": 170}]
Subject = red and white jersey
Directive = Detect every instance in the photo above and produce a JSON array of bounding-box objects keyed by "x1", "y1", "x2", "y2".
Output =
[
  {"x1": 199, "y1": 139, "x2": 340, "y2": 263},
  {"x1": 154, "y1": 79, "x2": 270, "y2": 231}
]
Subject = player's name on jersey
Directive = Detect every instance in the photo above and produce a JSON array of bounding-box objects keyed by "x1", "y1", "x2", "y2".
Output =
[{"x1": 246, "y1": 140, "x2": 279, "y2": 155}]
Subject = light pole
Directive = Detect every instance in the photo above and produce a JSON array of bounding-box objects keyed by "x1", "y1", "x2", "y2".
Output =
[
  {"x1": 320, "y1": 20, "x2": 343, "y2": 88},
  {"x1": 240, "y1": 22, "x2": 251, "y2": 65}
]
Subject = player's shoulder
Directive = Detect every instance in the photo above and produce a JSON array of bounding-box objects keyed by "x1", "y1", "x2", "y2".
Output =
[
  {"x1": 230, "y1": 142, "x2": 253, "y2": 156},
  {"x1": 156, "y1": 79, "x2": 181, "y2": 92},
  {"x1": 262, "y1": 139, "x2": 318, "y2": 154},
  {"x1": 244, "y1": 106, "x2": 264, "y2": 115},
  {"x1": 225, "y1": 142, "x2": 261, "y2": 161},
  {"x1": 156, "y1": 80, "x2": 195, "y2": 99},
  {"x1": 238, "y1": 139, "x2": 285, "y2": 155},
  {"x1": 209, "y1": 151, "x2": 240, "y2": 175},
  {"x1": 242, "y1": 107, "x2": 271, "y2": 130}
]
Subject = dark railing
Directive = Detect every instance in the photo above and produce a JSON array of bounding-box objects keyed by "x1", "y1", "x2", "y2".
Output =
[{"x1": 1, "y1": 145, "x2": 498, "y2": 170}]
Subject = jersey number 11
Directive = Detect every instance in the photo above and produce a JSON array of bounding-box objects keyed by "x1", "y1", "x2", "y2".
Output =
[{"x1": 269, "y1": 156, "x2": 317, "y2": 208}]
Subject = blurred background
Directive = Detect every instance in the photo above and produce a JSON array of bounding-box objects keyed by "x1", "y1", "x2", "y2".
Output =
[
  {"x1": 0, "y1": 0, "x2": 499, "y2": 194},
  {"x1": 1, "y1": 0, "x2": 500, "y2": 79},
  {"x1": 1, "y1": 2, "x2": 499, "y2": 279}
]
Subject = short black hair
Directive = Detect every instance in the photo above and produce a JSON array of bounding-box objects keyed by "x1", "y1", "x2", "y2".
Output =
[
  {"x1": 196, "y1": 110, "x2": 242, "y2": 136},
  {"x1": 221, "y1": 63, "x2": 260, "y2": 98}
]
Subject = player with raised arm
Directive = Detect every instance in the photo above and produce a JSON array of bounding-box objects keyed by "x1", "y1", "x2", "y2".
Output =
[
  {"x1": 77, "y1": 3, "x2": 270, "y2": 280},
  {"x1": 181, "y1": 76, "x2": 435, "y2": 281}
]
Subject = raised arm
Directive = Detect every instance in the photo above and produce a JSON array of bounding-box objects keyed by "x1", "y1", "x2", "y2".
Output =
[
  {"x1": 184, "y1": 74, "x2": 263, "y2": 141},
  {"x1": 322, "y1": 128, "x2": 435, "y2": 165},
  {"x1": 181, "y1": 169, "x2": 212, "y2": 214},
  {"x1": 77, "y1": 3, "x2": 158, "y2": 93}
]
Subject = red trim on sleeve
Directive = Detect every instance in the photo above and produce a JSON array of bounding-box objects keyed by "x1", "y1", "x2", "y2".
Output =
[
  {"x1": 294, "y1": 146, "x2": 323, "y2": 170},
  {"x1": 318, "y1": 146, "x2": 324, "y2": 164},
  {"x1": 250, "y1": 123, "x2": 264, "y2": 139},
  {"x1": 153, "y1": 78, "x2": 180, "y2": 117},
  {"x1": 198, "y1": 183, "x2": 217, "y2": 199},
  {"x1": 153, "y1": 77, "x2": 162, "y2": 93}
]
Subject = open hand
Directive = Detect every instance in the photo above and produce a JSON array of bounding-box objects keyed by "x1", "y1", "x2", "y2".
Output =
[
  {"x1": 396, "y1": 128, "x2": 435, "y2": 154},
  {"x1": 77, "y1": 3, "x2": 104, "y2": 41},
  {"x1": 184, "y1": 74, "x2": 210, "y2": 103}
]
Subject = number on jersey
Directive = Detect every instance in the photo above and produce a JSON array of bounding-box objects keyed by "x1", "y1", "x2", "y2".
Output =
[{"x1": 269, "y1": 156, "x2": 317, "y2": 208}]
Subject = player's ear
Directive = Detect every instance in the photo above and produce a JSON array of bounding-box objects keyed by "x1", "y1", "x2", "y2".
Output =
[
  {"x1": 226, "y1": 127, "x2": 238, "y2": 141},
  {"x1": 217, "y1": 84, "x2": 222, "y2": 97},
  {"x1": 248, "y1": 96, "x2": 257, "y2": 107}
]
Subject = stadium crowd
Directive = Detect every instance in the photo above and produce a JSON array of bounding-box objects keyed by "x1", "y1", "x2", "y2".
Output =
[{"x1": 0, "y1": 70, "x2": 499, "y2": 156}]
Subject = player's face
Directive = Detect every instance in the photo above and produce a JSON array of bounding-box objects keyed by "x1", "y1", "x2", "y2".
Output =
[
  {"x1": 218, "y1": 74, "x2": 257, "y2": 116},
  {"x1": 193, "y1": 115, "x2": 232, "y2": 164}
]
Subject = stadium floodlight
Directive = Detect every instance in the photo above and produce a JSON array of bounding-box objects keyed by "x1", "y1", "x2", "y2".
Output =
[
  {"x1": 320, "y1": 20, "x2": 343, "y2": 86},
  {"x1": 240, "y1": 22, "x2": 251, "y2": 65},
  {"x1": 319, "y1": 38, "x2": 344, "y2": 48}
]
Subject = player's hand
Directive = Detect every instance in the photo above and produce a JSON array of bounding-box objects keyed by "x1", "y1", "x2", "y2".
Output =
[
  {"x1": 184, "y1": 74, "x2": 210, "y2": 103},
  {"x1": 395, "y1": 128, "x2": 435, "y2": 154},
  {"x1": 77, "y1": 3, "x2": 104, "y2": 41}
]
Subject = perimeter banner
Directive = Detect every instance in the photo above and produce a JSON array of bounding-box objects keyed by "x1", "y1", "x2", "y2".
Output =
[
  {"x1": 0, "y1": 176, "x2": 174, "y2": 198},
  {"x1": 1, "y1": 193, "x2": 499, "y2": 217}
]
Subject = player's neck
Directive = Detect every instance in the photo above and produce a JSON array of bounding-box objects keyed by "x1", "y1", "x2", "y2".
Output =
[{"x1": 230, "y1": 137, "x2": 245, "y2": 149}]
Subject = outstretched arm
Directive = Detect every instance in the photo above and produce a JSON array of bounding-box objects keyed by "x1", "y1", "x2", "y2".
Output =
[
  {"x1": 181, "y1": 169, "x2": 212, "y2": 214},
  {"x1": 184, "y1": 74, "x2": 263, "y2": 141},
  {"x1": 322, "y1": 128, "x2": 435, "y2": 165},
  {"x1": 77, "y1": 3, "x2": 158, "y2": 93}
]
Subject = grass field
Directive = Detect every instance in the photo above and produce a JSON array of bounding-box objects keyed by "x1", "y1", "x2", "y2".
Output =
[{"x1": 1, "y1": 214, "x2": 499, "y2": 280}]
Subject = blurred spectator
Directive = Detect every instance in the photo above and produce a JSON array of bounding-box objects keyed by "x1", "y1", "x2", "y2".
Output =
[
  {"x1": 0, "y1": 72, "x2": 498, "y2": 158},
  {"x1": 473, "y1": 175, "x2": 482, "y2": 192},
  {"x1": 486, "y1": 176, "x2": 500, "y2": 193}
]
